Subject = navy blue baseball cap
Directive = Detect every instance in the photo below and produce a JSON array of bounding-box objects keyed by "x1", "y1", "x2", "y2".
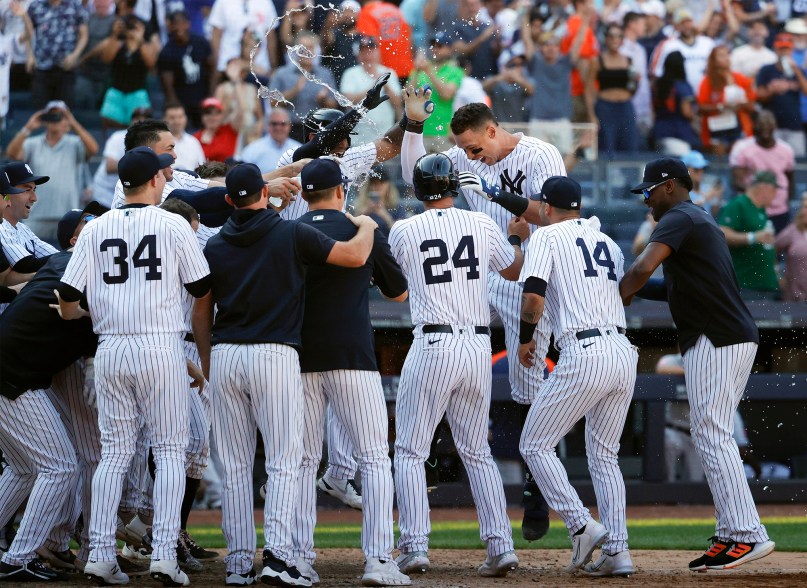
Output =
[
  {"x1": 0, "y1": 171, "x2": 26, "y2": 195},
  {"x1": 630, "y1": 158, "x2": 692, "y2": 193},
  {"x1": 3, "y1": 161, "x2": 49, "y2": 186},
  {"x1": 301, "y1": 159, "x2": 344, "y2": 192},
  {"x1": 226, "y1": 163, "x2": 267, "y2": 199},
  {"x1": 119, "y1": 146, "x2": 174, "y2": 188},
  {"x1": 57, "y1": 201, "x2": 109, "y2": 250},
  {"x1": 536, "y1": 176, "x2": 581, "y2": 210}
]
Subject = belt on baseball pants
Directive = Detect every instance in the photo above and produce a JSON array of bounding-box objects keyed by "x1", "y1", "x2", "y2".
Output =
[
  {"x1": 575, "y1": 327, "x2": 626, "y2": 340},
  {"x1": 184, "y1": 333, "x2": 195, "y2": 343},
  {"x1": 666, "y1": 424, "x2": 691, "y2": 436},
  {"x1": 422, "y1": 325, "x2": 490, "y2": 336}
]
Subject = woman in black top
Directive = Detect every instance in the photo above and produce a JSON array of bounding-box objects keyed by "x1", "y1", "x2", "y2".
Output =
[
  {"x1": 98, "y1": 16, "x2": 160, "y2": 131},
  {"x1": 588, "y1": 23, "x2": 639, "y2": 156}
]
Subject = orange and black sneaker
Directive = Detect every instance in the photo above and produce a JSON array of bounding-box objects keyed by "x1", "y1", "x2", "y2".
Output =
[
  {"x1": 688, "y1": 536, "x2": 730, "y2": 571},
  {"x1": 705, "y1": 540, "x2": 775, "y2": 570}
]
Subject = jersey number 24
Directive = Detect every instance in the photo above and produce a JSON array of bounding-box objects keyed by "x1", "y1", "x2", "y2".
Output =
[
  {"x1": 420, "y1": 236, "x2": 480, "y2": 285},
  {"x1": 100, "y1": 235, "x2": 162, "y2": 284}
]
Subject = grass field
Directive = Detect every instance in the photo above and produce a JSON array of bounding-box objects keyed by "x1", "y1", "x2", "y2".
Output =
[{"x1": 187, "y1": 516, "x2": 807, "y2": 552}]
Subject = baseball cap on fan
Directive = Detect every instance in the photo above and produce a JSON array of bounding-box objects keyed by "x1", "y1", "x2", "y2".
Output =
[
  {"x1": 630, "y1": 158, "x2": 693, "y2": 193},
  {"x1": 40, "y1": 100, "x2": 67, "y2": 122},
  {"x1": 536, "y1": 176, "x2": 581, "y2": 210},
  {"x1": 225, "y1": 163, "x2": 268, "y2": 199},
  {"x1": 118, "y1": 146, "x2": 174, "y2": 188}
]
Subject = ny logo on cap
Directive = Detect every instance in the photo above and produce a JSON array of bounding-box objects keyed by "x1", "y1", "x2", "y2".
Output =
[{"x1": 25, "y1": 164, "x2": 33, "y2": 175}]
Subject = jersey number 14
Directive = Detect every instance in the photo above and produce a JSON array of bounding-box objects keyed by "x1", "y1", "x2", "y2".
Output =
[
  {"x1": 100, "y1": 235, "x2": 163, "y2": 284},
  {"x1": 576, "y1": 238, "x2": 616, "y2": 281}
]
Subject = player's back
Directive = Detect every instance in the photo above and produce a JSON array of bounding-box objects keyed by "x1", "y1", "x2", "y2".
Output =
[
  {"x1": 531, "y1": 219, "x2": 626, "y2": 340},
  {"x1": 389, "y1": 208, "x2": 513, "y2": 327},
  {"x1": 74, "y1": 206, "x2": 201, "y2": 335}
]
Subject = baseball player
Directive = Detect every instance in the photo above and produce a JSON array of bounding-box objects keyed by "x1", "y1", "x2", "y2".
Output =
[
  {"x1": 274, "y1": 77, "x2": 409, "y2": 510},
  {"x1": 0, "y1": 162, "x2": 57, "y2": 275},
  {"x1": 620, "y1": 158, "x2": 775, "y2": 571},
  {"x1": 191, "y1": 163, "x2": 378, "y2": 587},
  {"x1": 56, "y1": 146, "x2": 211, "y2": 586},
  {"x1": 292, "y1": 158, "x2": 410, "y2": 586},
  {"x1": 390, "y1": 153, "x2": 528, "y2": 578},
  {"x1": 517, "y1": 176, "x2": 638, "y2": 577},
  {"x1": 0, "y1": 205, "x2": 110, "y2": 582},
  {"x1": 400, "y1": 95, "x2": 565, "y2": 538}
]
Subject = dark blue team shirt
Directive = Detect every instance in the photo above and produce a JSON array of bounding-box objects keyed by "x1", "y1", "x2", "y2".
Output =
[
  {"x1": 756, "y1": 63, "x2": 803, "y2": 131},
  {"x1": 156, "y1": 34, "x2": 212, "y2": 113},
  {"x1": 649, "y1": 201, "x2": 759, "y2": 354},
  {"x1": 204, "y1": 208, "x2": 335, "y2": 348},
  {"x1": 0, "y1": 252, "x2": 98, "y2": 399},
  {"x1": 297, "y1": 209, "x2": 407, "y2": 373}
]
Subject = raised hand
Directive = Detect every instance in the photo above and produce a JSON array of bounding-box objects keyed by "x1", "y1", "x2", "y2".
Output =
[
  {"x1": 361, "y1": 72, "x2": 391, "y2": 111},
  {"x1": 404, "y1": 85, "x2": 435, "y2": 122}
]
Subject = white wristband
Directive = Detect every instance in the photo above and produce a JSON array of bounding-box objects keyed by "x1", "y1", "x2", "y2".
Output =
[{"x1": 747, "y1": 232, "x2": 756, "y2": 245}]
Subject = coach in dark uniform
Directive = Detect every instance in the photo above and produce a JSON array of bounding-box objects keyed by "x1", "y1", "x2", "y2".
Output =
[
  {"x1": 619, "y1": 158, "x2": 775, "y2": 572},
  {"x1": 292, "y1": 158, "x2": 410, "y2": 585},
  {"x1": 192, "y1": 162, "x2": 378, "y2": 587}
]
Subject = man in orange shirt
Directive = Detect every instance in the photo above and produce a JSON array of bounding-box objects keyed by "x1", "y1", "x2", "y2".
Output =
[
  {"x1": 356, "y1": 0, "x2": 414, "y2": 82},
  {"x1": 559, "y1": 0, "x2": 599, "y2": 123}
]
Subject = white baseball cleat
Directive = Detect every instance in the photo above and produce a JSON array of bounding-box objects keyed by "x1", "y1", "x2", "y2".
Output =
[
  {"x1": 394, "y1": 551, "x2": 429, "y2": 575},
  {"x1": 478, "y1": 550, "x2": 519, "y2": 577},
  {"x1": 295, "y1": 559, "x2": 320, "y2": 585},
  {"x1": 567, "y1": 520, "x2": 608, "y2": 572},
  {"x1": 116, "y1": 515, "x2": 149, "y2": 548},
  {"x1": 362, "y1": 557, "x2": 412, "y2": 586},
  {"x1": 150, "y1": 559, "x2": 190, "y2": 586},
  {"x1": 583, "y1": 551, "x2": 635, "y2": 577},
  {"x1": 316, "y1": 474, "x2": 362, "y2": 510},
  {"x1": 85, "y1": 560, "x2": 130, "y2": 585}
]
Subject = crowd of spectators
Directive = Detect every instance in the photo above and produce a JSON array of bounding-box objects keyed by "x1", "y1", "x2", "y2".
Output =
[{"x1": 3, "y1": 0, "x2": 807, "y2": 298}]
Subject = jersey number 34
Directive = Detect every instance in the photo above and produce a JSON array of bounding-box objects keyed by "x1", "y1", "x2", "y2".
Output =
[
  {"x1": 420, "y1": 236, "x2": 480, "y2": 285},
  {"x1": 100, "y1": 235, "x2": 163, "y2": 284}
]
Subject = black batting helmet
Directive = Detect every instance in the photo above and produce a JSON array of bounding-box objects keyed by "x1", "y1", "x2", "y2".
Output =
[
  {"x1": 412, "y1": 153, "x2": 459, "y2": 201},
  {"x1": 303, "y1": 108, "x2": 343, "y2": 135}
]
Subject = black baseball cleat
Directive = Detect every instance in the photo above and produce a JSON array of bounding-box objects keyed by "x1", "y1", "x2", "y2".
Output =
[
  {"x1": 704, "y1": 540, "x2": 775, "y2": 570},
  {"x1": 521, "y1": 480, "x2": 550, "y2": 541},
  {"x1": 688, "y1": 536, "x2": 730, "y2": 571},
  {"x1": 260, "y1": 550, "x2": 311, "y2": 587},
  {"x1": 0, "y1": 559, "x2": 67, "y2": 582},
  {"x1": 180, "y1": 530, "x2": 218, "y2": 560}
]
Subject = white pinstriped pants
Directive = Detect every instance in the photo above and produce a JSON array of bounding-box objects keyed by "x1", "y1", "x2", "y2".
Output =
[
  {"x1": 89, "y1": 334, "x2": 188, "y2": 563},
  {"x1": 184, "y1": 340, "x2": 211, "y2": 480},
  {"x1": 0, "y1": 389, "x2": 78, "y2": 565},
  {"x1": 489, "y1": 272, "x2": 550, "y2": 405},
  {"x1": 210, "y1": 343, "x2": 303, "y2": 574},
  {"x1": 322, "y1": 405, "x2": 358, "y2": 482},
  {"x1": 683, "y1": 336, "x2": 769, "y2": 543},
  {"x1": 394, "y1": 332, "x2": 513, "y2": 557},
  {"x1": 46, "y1": 361, "x2": 101, "y2": 561},
  {"x1": 520, "y1": 333, "x2": 637, "y2": 555},
  {"x1": 293, "y1": 370, "x2": 394, "y2": 565}
]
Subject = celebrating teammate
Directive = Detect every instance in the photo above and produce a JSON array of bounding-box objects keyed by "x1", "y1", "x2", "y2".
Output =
[
  {"x1": 191, "y1": 163, "x2": 379, "y2": 587},
  {"x1": 620, "y1": 158, "x2": 775, "y2": 571},
  {"x1": 56, "y1": 146, "x2": 212, "y2": 587},
  {"x1": 517, "y1": 176, "x2": 638, "y2": 577},
  {"x1": 389, "y1": 153, "x2": 528, "y2": 578},
  {"x1": 292, "y1": 158, "x2": 410, "y2": 586},
  {"x1": 401, "y1": 92, "x2": 566, "y2": 539}
]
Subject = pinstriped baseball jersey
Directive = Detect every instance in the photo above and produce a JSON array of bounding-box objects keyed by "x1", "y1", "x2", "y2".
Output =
[
  {"x1": 0, "y1": 221, "x2": 58, "y2": 265},
  {"x1": 520, "y1": 219, "x2": 626, "y2": 339},
  {"x1": 276, "y1": 142, "x2": 378, "y2": 221},
  {"x1": 61, "y1": 206, "x2": 210, "y2": 335},
  {"x1": 111, "y1": 169, "x2": 210, "y2": 210},
  {"x1": 388, "y1": 208, "x2": 513, "y2": 326},
  {"x1": 445, "y1": 135, "x2": 567, "y2": 234}
]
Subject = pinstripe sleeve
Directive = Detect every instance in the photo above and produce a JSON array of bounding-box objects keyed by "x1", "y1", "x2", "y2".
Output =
[
  {"x1": 527, "y1": 143, "x2": 567, "y2": 198},
  {"x1": 486, "y1": 216, "x2": 515, "y2": 272},
  {"x1": 387, "y1": 222, "x2": 406, "y2": 269},
  {"x1": 343, "y1": 143, "x2": 378, "y2": 180},
  {"x1": 60, "y1": 227, "x2": 91, "y2": 292},
  {"x1": 174, "y1": 219, "x2": 211, "y2": 285},
  {"x1": 174, "y1": 170, "x2": 211, "y2": 191},
  {"x1": 0, "y1": 229, "x2": 31, "y2": 265},
  {"x1": 519, "y1": 228, "x2": 553, "y2": 285}
]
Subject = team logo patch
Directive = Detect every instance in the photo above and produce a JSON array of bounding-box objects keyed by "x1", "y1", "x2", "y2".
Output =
[
  {"x1": 307, "y1": 184, "x2": 313, "y2": 189},
  {"x1": 500, "y1": 169, "x2": 527, "y2": 195},
  {"x1": 238, "y1": 189, "x2": 247, "y2": 196}
]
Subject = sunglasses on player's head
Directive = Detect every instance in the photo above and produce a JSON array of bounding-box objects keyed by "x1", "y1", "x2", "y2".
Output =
[{"x1": 83, "y1": 214, "x2": 97, "y2": 223}]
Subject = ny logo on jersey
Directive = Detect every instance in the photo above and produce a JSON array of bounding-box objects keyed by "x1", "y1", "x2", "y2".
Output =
[{"x1": 500, "y1": 170, "x2": 526, "y2": 195}]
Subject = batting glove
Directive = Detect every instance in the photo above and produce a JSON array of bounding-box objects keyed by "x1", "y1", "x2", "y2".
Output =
[
  {"x1": 361, "y1": 72, "x2": 391, "y2": 111},
  {"x1": 404, "y1": 85, "x2": 435, "y2": 122},
  {"x1": 458, "y1": 171, "x2": 501, "y2": 200}
]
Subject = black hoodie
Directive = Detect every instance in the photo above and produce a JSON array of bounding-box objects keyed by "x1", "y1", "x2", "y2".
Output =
[{"x1": 203, "y1": 208, "x2": 335, "y2": 347}]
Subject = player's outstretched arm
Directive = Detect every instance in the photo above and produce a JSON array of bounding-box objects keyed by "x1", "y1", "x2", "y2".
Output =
[
  {"x1": 619, "y1": 241, "x2": 673, "y2": 305},
  {"x1": 458, "y1": 172, "x2": 534, "y2": 221},
  {"x1": 192, "y1": 292, "x2": 215, "y2": 381},
  {"x1": 518, "y1": 290, "x2": 545, "y2": 368},
  {"x1": 400, "y1": 86, "x2": 433, "y2": 184},
  {"x1": 327, "y1": 214, "x2": 378, "y2": 268},
  {"x1": 266, "y1": 158, "x2": 311, "y2": 180},
  {"x1": 499, "y1": 216, "x2": 530, "y2": 281}
]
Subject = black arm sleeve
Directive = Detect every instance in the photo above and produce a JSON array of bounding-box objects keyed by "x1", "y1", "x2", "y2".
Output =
[
  {"x1": 292, "y1": 109, "x2": 363, "y2": 161},
  {"x1": 493, "y1": 190, "x2": 529, "y2": 217},
  {"x1": 523, "y1": 276, "x2": 547, "y2": 296},
  {"x1": 636, "y1": 278, "x2": 668, "y2": 301},
  {"x1": 57, "y1": 283, "x2": 83, "y2": 303},
  {"x1": 184, "y1": 275, "x2": 212, "y2": 298},
  {"x1": 13, "y1": 254, "x2": 51, "y2": 274},
  {"x1": 0, "y1": 286, "x2": 16, "y2": 303}
]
